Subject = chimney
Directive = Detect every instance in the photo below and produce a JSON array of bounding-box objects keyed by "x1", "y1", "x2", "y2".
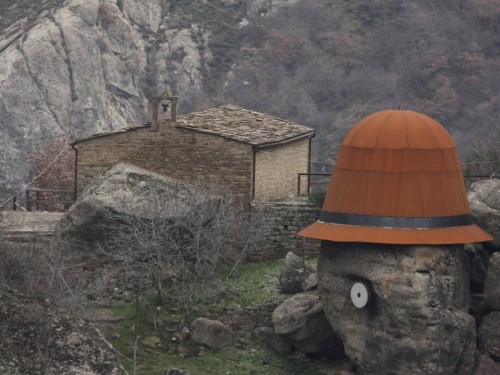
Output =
[{"x1": 151, "y1": 91, "x2": 179, "y2": 131}]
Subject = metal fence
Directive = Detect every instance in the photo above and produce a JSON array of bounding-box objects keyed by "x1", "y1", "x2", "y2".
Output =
[{"x1": 297, "y1": 173, "x2": 497, "y2": 196}]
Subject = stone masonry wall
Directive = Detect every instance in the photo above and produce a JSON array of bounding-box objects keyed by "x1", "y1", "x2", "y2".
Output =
[
  {"x1": 249, "y1": 199, "x2": 321, "y2": 261},
  {"x1": 254, "y1": 138, "x2": 310, "y2": 201},
  {"x1": 76, "y1": 121, "x2": 254, "y2": 206}
]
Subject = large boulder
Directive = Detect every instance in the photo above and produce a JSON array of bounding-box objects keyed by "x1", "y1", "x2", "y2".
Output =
[
  {"x1": 272, "y1": 293, "x2": 344, "y2": 357},
  {"x1": 478, "y1": 311, "x2": 500, "y2": 358},
  {"x1": 279, "y1": 252, "x2": 315, "y2": 293},
  {"x1": 469, "y1": 179, "x2": 500, "y2": 247},
  {"x1": 55, "y1": 163, "x2": 194, "y2": 254},
  {"x1": 318, "y1": 242, "x2": 476, "y2": 375},
  {"x1": 484, "y1": 252, "x2": 500, "y2": 310},
  {"x1": 474, "y1": 354, "x2": 500, "y2": 375},
  {"x1": 465, "y1": 243, "x2": 490, "y2": 291},
  {"x1": 190, "y1": 318, "x2": 232, "y2": 350},
  {"x1": 253, "y1": 326, "x2": 293, "y2": 355}
]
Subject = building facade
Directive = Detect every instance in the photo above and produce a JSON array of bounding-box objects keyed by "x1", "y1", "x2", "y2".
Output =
[{"x1": 73, "y1": 95, "x2": 315, "y2": 207}]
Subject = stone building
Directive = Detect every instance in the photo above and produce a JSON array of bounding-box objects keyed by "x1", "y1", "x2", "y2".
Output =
[{"x1": 72, "y1": 92, "x2": 315, "y2": 207}]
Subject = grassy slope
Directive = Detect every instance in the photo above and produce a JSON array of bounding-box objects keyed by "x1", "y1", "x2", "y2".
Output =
[{"x1": 107, "y1": 258, "x2": 323, "y2": 375}]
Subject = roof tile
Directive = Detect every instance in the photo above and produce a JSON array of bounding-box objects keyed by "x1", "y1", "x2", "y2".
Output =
[{"x1": 176, "y1": 104, "x2": 314, "y2": 145}]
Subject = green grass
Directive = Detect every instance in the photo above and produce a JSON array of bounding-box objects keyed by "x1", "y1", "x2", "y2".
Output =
[
  {"x1": 107, "y1": 258, "x2": 323, "y2": 375},
  {"x1": 116, "y1": 346, "x2": 323, "y2": 375},
  {"x1": 220, "y1": 261, "x2": 287, "y2": 307}
]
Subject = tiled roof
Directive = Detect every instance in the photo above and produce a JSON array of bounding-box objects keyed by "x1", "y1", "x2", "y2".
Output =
[
  {"x1": 72, "y1": 105, "x2": 315, "y2": 145},
  {"x1": 177, "y1": 105, "x2": 315, "y2": 146}
]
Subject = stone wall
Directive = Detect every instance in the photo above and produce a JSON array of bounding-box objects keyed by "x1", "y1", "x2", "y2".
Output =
[
  {"x1": 249, "y1": 199, "x2": 321, "y2": 261},
  {"x1": 254, "y1": 138, "x2": 309, "y2": 201},
  {"x1": 76, "y1": 121, "x2": 254, "y2": 206}
]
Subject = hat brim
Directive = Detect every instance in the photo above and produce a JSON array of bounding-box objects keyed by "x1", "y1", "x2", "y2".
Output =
[{"x1": 298, "y1": 221, "x2": 493, "y2": 245}]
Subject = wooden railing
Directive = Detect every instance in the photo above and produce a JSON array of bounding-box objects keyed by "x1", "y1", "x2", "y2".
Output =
[
  {"x1": 25, "y1": 188, "x2": 75, "y2": 212},
  {"x1": 1, "y1": 195, "x2": 26, "y2": 211}
]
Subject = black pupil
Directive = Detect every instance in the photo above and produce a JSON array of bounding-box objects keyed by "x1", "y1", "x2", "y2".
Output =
[{"x1": 357, "y1": 293, "x2": 361, "y2": 298}]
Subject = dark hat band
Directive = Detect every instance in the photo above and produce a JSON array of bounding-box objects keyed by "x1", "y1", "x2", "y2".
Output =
[{"x1": 318, "y1": 211, "x2": 474, "y2": 229}]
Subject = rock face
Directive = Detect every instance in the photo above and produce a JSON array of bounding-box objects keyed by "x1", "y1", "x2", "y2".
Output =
[
  {"x1": 243, "y1": 0, "x2": 301, "y2": 17},
  {"x1": 0, "y1": 0, "x2": 307, "y2": 196},
  {"x1": 474, "y1": 354, "x2": 500, "y2": 375},
  {"x1": 190, "y1": 318, "x2": 232, "y2": 349},
  {"x1": 484, "y1": 252, "x2": 500, "y2": 310},
  {"x1": 254, "y1": 326, "x2": 294, "y2": 354},
  {"x1": 272, "y1": 293, "x2": 344, "y2": 357},
  {"x1": 301, "y1": 272, "x2": 318, "y2": 291},
  {"x1": 478, "y1": 312, "x2": 500, "y2": 358},
  {"x1": 0, "y1": 0, "x2": 148, "y2": 192},
  {"x1": 318, "y1": 242, "x2": 476, "y2": 375},
  {"x1": 0, "y1": 0, "x2": 234, "y2": 194},
  {"x1": 279, "y1": 251, "x2": 315, "y2": 293},
  {"x1": 469, "y1": 179, "x2": 500, "y2": 247},
  {"x1": 465, "y1": 243, "x2": 490, "y2": 291},
  {"x1": 55, "y1": 163, "x2": 191, "y2": 254}
]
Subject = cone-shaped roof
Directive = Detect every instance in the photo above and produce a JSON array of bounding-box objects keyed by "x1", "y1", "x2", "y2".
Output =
[{"x1": 299, "y1": 110, "x2": 492, "y2": 245}]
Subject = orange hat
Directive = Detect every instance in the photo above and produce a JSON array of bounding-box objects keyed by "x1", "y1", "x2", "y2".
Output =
[{"x1": 299, "y1": 110, "x2": 492, "y2": 245}]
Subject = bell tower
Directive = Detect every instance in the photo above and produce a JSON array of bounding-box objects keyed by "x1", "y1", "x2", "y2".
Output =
[{"x1": 151, "y1": 91, "x2": 179, "y2": 131}]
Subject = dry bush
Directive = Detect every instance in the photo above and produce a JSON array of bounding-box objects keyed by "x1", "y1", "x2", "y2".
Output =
[
  {"x1": 462, "y1": 123, "x2": 500, "y2": 178},
  {"x1": 0, "y1": 235, "x2": 108, "y2": 374},
  {"x1": 101, "y1": 177, "x2": 267, "y2": 306}
]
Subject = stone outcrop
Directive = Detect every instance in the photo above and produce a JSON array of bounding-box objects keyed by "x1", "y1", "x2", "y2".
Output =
[
  {"x1": 272, "y1": 293, "x2": 344, "y2": 357},
  {"x1": 475, "y1": 354, "x2": 500, "y2": 375},
  {"x1": 318, "y1": 242, "x2": 476, "y2": 375},
  {"x1": 0, "y1": 0, "x2": 148, "y2": 192},
  {"x1": 190, "y1": 318, "x2": 232, "y2": 350},
  {"x1": 0, "y1": 0, "x2": 213, "y2": 193},
  {"x1": 301, "y1": 272, "x2": 318, "y2": 291},
  {"x1": 55, "y1": 163, "x2": 192, "y2": 254},
  {"x1": 243, "y1": 0, "x2": 301, "y2": 18},
  {"x1": 0, "y1": 0, "x2": 310, "y2": 196},
  {"x1": 465, "y1": 243, "x2": 490, "y2": 291},
  {"x1": 278, "y1": 251, "x2": 315, "y2": 293},
  {"x1": 478, "y1": 311, "x2": 500, "y2": 358},
  {"x1": 484, "y1": 252, "x2": 500, "y2": 310},
  {"x1": 0, "y1": 286, "x2": 125, "y2": 375},
  {"x1": 469, "y1": 179, "x2": 500, "y2": 247},
  {"x1": 253, "y1": 326, "x2": 293, "y2": 354}
]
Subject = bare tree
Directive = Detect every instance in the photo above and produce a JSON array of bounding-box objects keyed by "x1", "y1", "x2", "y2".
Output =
[
  {"x1": 462, "y1": 122, "x2": 500, "y2": 178},
  {"x1": 0, "y1": 235, "x2": 108, "y2": 375},
  {"x1": 99, "y1": 177, "x2": 267, "y2": 375},
  {"x1": 100, "y1": 177, "x2": 266, "y2": 307}
]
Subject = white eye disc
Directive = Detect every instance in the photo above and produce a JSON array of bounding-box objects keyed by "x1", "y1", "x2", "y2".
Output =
[{"x1": 351, "y1": 282, "x2": 370, "y2": 308}]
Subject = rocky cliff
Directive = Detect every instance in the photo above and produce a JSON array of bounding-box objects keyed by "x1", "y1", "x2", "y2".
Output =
[
  {"x1": 2, "y1": 0, "x2": 500, "y2": 197},
  {"x1": 0, "y1": 0, "x2": 291, "y2": 195}
]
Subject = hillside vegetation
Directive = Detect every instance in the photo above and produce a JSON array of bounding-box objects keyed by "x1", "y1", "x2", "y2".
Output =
[{"x1": 215, "y1": 0, "x2": 500, "y2": 166}]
